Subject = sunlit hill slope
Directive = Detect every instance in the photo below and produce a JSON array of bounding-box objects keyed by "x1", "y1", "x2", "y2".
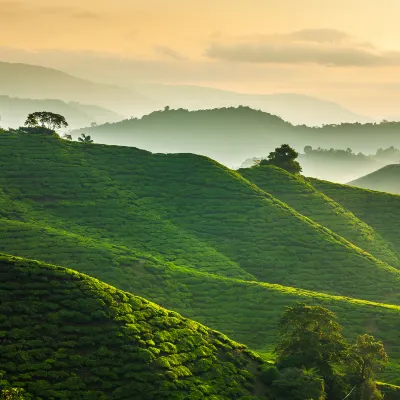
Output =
[{"x1": 0, "y1": 130, "x2": 400, "y2": 384}]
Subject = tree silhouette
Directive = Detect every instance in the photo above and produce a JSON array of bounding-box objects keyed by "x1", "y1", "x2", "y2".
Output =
[
  {"x1": 25, "y1": 112, "x2": 68, "y2": 131},
  {"x1": 260, "y1": 144, "x2": 302, "y2": 174},
  {"x1": 78, "y1": 133, "x2": 94, "y2": 143}
]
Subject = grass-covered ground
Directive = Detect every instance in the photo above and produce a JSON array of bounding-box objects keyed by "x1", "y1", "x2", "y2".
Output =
[
  {"x1": 310, "y1": 177, "x2": 400, "y2": 256},
  {"x1": 240, "y1": 165, "x2": 400, "y2": 267},
  {"x1": 1, "y1": 131, "x2": 400, "y2": 385},
  {"x1": 0, "y1": 254, "x2": 268, "y2": 399}
]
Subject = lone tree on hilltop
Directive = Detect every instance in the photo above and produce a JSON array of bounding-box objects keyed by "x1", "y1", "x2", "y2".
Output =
[
  {"x1": 78, "y1": 133, "x2": 94, "y2": 143},
  {"x1": 260, "y1": 144, "x2": 302, "y2": 174},
  {"x1": 25, "y1": 112, "x2": 68, "y2": 131}
]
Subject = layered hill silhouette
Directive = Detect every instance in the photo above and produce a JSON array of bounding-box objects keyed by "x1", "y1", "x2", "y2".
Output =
[
  {"x1": 0, "y1": 95, "x2": 122, "y2": 129},
  {"x1": 73, "y1": 107, "x2": 400, "y2": 168},
  {"x1": 132, "y1": 84, "x2": 371, "y2": 126},
  {"x1": 0, "y1": 253, "x2": 267, "y2": 399},
  {"x1": 0, "y1": 61, "x2": 151, "y2": 114},
  {"x1": 1, "y1": 131, "x2": 400, "y2": 384},
  {"x1": 0, "y1": 60, "x2": 372, "y2": 126},
  {"x1": 347, "y1": 164, "x2": 400, "y2": 194}
]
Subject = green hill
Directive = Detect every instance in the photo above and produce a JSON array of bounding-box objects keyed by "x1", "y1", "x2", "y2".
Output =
[
  {"x1": 310, "y1": 178, "x2": 400, "y2": 256},
  {"x1": 0, "y1": 253, "x2": 267, "y2": 399},
  {"x1": 348, "y1": 164, "x2": 400, "y2": 194},
  {"x1": 2, "y1": 132, "x2": 400, "y2": 303},
  {"x1": 239, "y1": 165, "x2": 400, "y2": 268},
  {"x1": 1, "y1": 131, "x2": 400, "y2": 384}
]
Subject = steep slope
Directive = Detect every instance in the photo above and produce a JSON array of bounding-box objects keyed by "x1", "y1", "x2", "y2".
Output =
[
  {"x1": 0, "y1": 95, "x2": 122, "y2": 129},
  {"x1": 348, "y1": 164, "x2": 400, "y2": 194},
  {"x1": 239, "y1": 165, "x2": 400, "y2": 267},
  {"x1": 310, "y1": 178, "x2": 400, "y2": 256},
  {"x1": 1, "y1": 132, "x2": 400, "y2": 305},
  {"x1": 0, "y1": 253, "x2": 267, "y2": 399}
]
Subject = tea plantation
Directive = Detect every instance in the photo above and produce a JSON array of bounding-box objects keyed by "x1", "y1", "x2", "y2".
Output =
[
  {"x1": 0, "y1": 254, "x2": 268, "y2": 399},
  {"x1": 1, "y1": 131, "x2": 400, "y2": 387}
]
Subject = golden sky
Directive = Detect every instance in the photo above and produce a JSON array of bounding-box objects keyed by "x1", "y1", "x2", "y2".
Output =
[{"x1": 1, "y1": 0, "x2": 400, "y2": 116}]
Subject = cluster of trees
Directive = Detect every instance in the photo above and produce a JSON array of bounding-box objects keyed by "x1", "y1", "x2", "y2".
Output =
[
  {"x1": 268, "y1": 303, "x2": 388, "y2": 400},
  {"x1": 255, "y1": 144, "x2": 302, "y2": 174},
  {"x1": 2, "y1": 112, "x2": 94, "y2": 143},
  {"x1": 304, "y1": 145, "x2": 400, "y2": 163}
]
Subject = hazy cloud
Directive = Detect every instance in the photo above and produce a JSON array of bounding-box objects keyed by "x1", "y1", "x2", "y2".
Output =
[
  {"x1": 0, "y1": 1, "x2": 100, "y2": 20},
  {"x1": 153, "y1": 45, "x2": 187, "y2": 61},
  {"x1": 205, "y1": 29, "x2": 400, "y2": 67}
]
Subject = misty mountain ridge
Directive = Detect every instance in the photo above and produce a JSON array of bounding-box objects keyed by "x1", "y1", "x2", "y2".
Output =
[
  {"x1": 0, "y1": 95, "x2": 122, "y2": 129},
  {"x1": 348, "y1": 164, "x2": 400, "y2": 194},
  {"x1": 0, "y1": 60, "x2": 372, "y2": 126},
  {"x1": 73, "y1": 106, "x2": 400, "y2": 176}
]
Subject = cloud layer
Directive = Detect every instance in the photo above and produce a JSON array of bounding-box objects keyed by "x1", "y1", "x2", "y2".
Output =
[{"x1": 205, "y1": 29, "x2": 400, "y2": 67}]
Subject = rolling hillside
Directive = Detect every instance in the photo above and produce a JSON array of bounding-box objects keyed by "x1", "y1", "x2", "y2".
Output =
[
  {"x1": 0, "y1": 253, "x2": 267, "y2": 399},
  {"x1": 1, "y1": 131, "x2": 400, "y2": 384},
  {"x1": 310, "y1": 178, "x2": 400, "y2": 256},
  {"x1": 348, "y1": 164, "x2": 400, "y2": 194},
  {"x1": 0, "y1": 95, "x2": 122, "y2": 129},
  {"x1": 239, "y1": 165, "x2": 400, "y2": 267}
]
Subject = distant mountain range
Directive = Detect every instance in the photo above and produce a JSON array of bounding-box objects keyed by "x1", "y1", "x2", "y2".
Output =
[
  {"x1": 0, "y1": 95, "x2": 122, "y2": 129},
  {"x1": 0, "y1": 61, "x2": 152, "y2": 115},
  {"x1": 348, "y1": 164, "x2": 400, "y2": 194},
  {"x1": 0, "y1": 61, "x2": 372, "y2": 126},
  {"x1": 73, "y1": 107, "x2": 400, "y2": 171},
  {"x1": 132, "y1": 83, "x2": 372, "y2": 126}
]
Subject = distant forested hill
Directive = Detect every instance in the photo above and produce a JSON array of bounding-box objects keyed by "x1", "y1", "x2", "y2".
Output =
[
  {"x1": 73, "y1": 107, "x2": 400, "y2": 169},
  {"x1": 348, "y1": 164, "x2": 400, "y2": 194},
  {"x1": 0, "y1": 95, "x2": 122, "y2": 129},
  {"x1": 1, "y1": 130, "x2": 400, "y2": 384},
  {"x1": 241, "y1": 146, "x2": 400, "y2": 183}
]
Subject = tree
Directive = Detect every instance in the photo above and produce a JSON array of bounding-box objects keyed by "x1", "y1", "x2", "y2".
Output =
[
  {"x1": 25, "y1": 112, "x2": 68, "y2": 131},
  {"x1": 62, "y1": 133, "x2": 73, "y2": 141},
  {"x1": 352, "y1": 335, "x2": 388, "y2": 384},
  {"x1": 259, "y1": 144, "x2": 302, "y2": 174},
  {"x1": 304, "y1": 145, "x2": 313, "y2": 154},
  {"x1": 275, "y1": 303, "x2": 348, "y2": 390},
  {"x1": 271, "y1": 367, "x2": 326, "y2": 400},
  {"x1": 78, "y1": 133, "x2": 94, "y2": 143}
]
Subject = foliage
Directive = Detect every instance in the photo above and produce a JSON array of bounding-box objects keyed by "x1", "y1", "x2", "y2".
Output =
[
  {"x1": 275, "y1": 305, "x2": 389, "y2": 400},
  {"x1": 62, "y1": 133, "x2": 73, "y2": 141},
  {"x1": 0, "y1": 388, "x2": 25, "y2": 400},
  {"x1": 275, "y1": 304, "x2": 347, "y2": 376},
  {"x1": 352, "y1": 335, "x2": 388, "y2": 383},
  {"x1": 270, "y1": 367, "x2": 325, "y2": 400},
  {"x1": 24, "y1": 112, "x2": 68, "y2": 131},
  {"x1": 78, "y1": 133, "x2": 94, "y2": 143},
  {"x1": 0, "y1": 254, "x2": 268, "y2": 399},
  {"x1": 259, "y1": 144, "x2": 302, "y2": 174}
]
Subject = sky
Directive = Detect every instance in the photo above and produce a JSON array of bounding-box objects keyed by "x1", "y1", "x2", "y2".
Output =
[{"x1": 1, "y1": 0, "x2": 400, "y2": 117}]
